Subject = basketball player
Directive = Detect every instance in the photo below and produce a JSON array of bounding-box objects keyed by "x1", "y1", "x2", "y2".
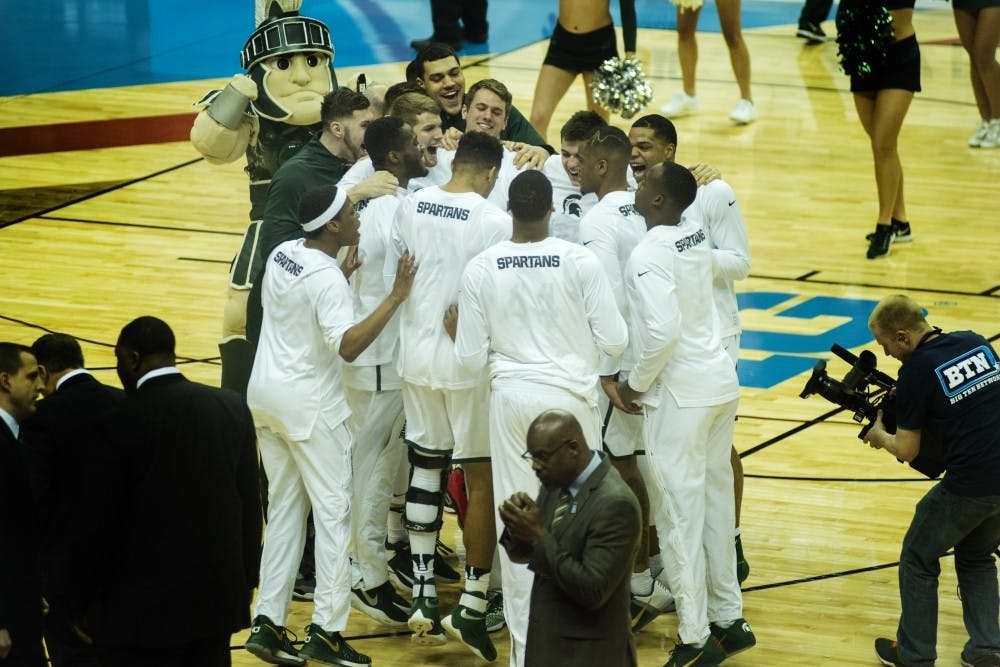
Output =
[
  {"x1": 384, "y1": 131, "x2": 511, "y2": 652},
  {"x1": 245, "y1": 185, "x2": 416, "y2": 667},
  {"x1": 451, "y1": 169, "x2": 628, "y2": 666},
  {"x1": 345, "y1": 117, "x2": 428, "y2": 628},
  {"x1": 628, "y1": 113, "x2": 752, "y2": 583},
  {"x1": 575, "y1": 126, "x2": 668, "y2": 617},
  {"x1": 617, "y1": 161, "x2": 755, "y2": 667}
]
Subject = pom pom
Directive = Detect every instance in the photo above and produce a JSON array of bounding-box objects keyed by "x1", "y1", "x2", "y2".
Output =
[
  {"x1": 591, "y1": 57, "x2": 654, "y2": 120},
  {"x1": 835, "y1": 0, "x2": 894, "y2": 78}
]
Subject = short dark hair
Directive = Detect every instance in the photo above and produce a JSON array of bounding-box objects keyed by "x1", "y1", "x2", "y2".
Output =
[
  {"x1": 631, "y1": 114, "x2": 677, "y2": 147},
  {"x1": 31, "y1": 333, "x2": 84, "y2": 373},
  {"x1": 117, "y1": 317, "x2": 175, "y2": 358},
  {"x1": 560, "y1": 110, "x2": 607, "y2": 143},
  {"x1": 413, "y1": 43, "x2": 460, "y2": 80},
  {"x1": 0, "y1": 342, "x2": 32, "y2": 375},
  {"x1": 649, "y1": 161, "x2": 698, "y2": 211},
  {"x1": 365, "y1": 116, "x2": 409, "y2": 170},
  {"x1": 321, "y1": 87, "x2": 371, "y2": 125},
  {"x1": 464, "y1": 78, "x2": 511, "y2": 115},
  {"x1": 384, "y1": 82, "x2": 426, "y2": 112},
  {"x1": 586, "y1": 125, "x2": 632, "y2": 163},
  {"x1": 452, "y1": 131, "x2": 503, "y2": 172},
  {"x1": 508, "y1": 170, "x2": 552, "y2": 222}
]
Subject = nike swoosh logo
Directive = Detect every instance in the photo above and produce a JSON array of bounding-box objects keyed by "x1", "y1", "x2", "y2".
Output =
[
  {"x1": 638, "y1": 270, "x2": 651, "y2": 277},
  {"x1": 459, "y1": 608, "x2": 482, "y2": 621},
  {"x1": 582, "y1": 240, "x2": 595, "y2": 245},
  {"x1": 728, "y1": 200, "x2": 736, "y2": 206}
]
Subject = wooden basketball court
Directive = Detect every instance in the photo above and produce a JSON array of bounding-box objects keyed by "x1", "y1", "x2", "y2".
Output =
[{"x1": 1, "y1": 7, "x2": 998, "y2": 666}]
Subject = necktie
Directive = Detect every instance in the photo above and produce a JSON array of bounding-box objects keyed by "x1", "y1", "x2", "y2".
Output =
[{"x1": 551, "y1": 489, "x2": 571, "y2": 528}]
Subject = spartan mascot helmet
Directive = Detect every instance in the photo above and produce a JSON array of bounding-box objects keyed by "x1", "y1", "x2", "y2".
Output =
[{"x1": 242, "y1": 0, "x2": 336, "y2": 123}]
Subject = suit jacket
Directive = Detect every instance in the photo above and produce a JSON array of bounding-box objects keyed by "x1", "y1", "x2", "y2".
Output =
[
  {"x1": 520, "y1": 456, "x2": 641, "y2": 667},
  {"x1": 0, "y1": 419, "x2": 46, "y2": 665},
  {"x1": 72, "y1": 373, "x2": 262, "y2": 648},
  {"x1": 20, "y1": 373, "x2": 125, "y2": 594}
]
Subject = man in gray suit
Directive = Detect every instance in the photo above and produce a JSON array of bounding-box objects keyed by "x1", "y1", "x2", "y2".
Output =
[{"x1": 499, "y1": 409, "x2": 641, "y2": 667}]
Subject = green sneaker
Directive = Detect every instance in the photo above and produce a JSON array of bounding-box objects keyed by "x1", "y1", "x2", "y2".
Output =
[
  {"x1": 245, "y1": 615, "x2": 305, "y2": 666},
  {"x1": 298, "y1": 625, "x2": 371, "y2": 667},
  {"x1": 434, "y1": 539, "x2": 461, "y2": 582},
  {"x1": 442, "y1": 603, "x2": 497, "y2": 662},
  {"x1": 484, "y1": 590, "x2": 505, "y2": 633},
  {"x1": 350, "y1": 581, "x2": 410, "y2": 627},
  {"x1": 408, "y1": 594, "x2": 447, "y2": 646},
  {"x1": 710, "y1": 618, "x2": 757, "y2": 656},
  {"x1": 665, "y1": 638, "x2": 726, "y2": 667},
  {"x1": 735, "y1": 534, "x2": 750, "y2": 583}
]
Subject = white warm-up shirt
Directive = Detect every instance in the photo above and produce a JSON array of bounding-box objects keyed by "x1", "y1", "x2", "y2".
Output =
[
  {"x1": 624, "y1": 219, "x2": 740, "y2": 407},
  {"x1": 342, "y1": 187, "x2": 407, "y2": 391},
  {"x1": 386, "y1": 186, "x2": 512, "y2": 389},
  {"x1": 542, "y1": 154, "x2": 597, "y2": 243},
  {"x1": 578, "y1": 189, "x2": 647, "y2": 373},
  {"x1": 686, "y1": 180, "x2": 751, "y2": 338},
  {"x1": 248, "y1": 239, "x2": 355, "y2": 440},
  {"x1": 455, "y1": 237, "x2": 628, "y2": 402}
]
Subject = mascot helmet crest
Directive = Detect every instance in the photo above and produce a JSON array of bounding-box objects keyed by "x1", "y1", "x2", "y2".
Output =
[{"x1": 241, "y1": 13, "x2": 334, "y2": 70}]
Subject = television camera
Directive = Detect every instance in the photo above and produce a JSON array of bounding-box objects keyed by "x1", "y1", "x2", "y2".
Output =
[{"x1": 799, "y1": 344, "x2": 944, "y2": 478}]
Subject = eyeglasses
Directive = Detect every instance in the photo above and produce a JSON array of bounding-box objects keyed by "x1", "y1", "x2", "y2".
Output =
[{"x1": 521, "y1": 439, "x2": 573, "y2": 463}]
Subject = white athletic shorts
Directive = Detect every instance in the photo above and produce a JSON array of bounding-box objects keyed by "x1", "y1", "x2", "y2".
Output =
[{"x1": 402, "y1": 379, "x2": 491, "y2": 462}]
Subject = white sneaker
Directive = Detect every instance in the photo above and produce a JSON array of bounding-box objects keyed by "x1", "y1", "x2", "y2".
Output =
[
  {"x1": 660, "y1": 92, "x2": 698, "y2": 118},
  {"x1": 980, "y1": 119, "x2": 1000, "y2": 149},
  {"x1": 729, "y1": 99, "x2": 757, "y2": 124},
  {"x1": 968, "y1": 120, "x2": 990, "y2": 147}
]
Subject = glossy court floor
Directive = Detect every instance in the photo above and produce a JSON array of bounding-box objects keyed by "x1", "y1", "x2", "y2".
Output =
[{"x1": 1, "y1": 1, "x2": 999, "y2": 665}]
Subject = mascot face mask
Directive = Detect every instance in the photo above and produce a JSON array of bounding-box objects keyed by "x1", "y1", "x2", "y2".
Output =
[
  {"x1": 242, "y1": 13, "x2": 335, "y2": 124},
  {"x1": 258, "y1": 51, "x2": 332, "y2": 124}
]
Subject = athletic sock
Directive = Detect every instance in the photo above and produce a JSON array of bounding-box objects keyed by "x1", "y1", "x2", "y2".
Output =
[{"x1": 459, "y1": 566, "x2": 490, "y2": 613}]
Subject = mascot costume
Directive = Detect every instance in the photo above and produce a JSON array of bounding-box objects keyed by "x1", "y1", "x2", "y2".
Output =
[{"x1": 190, "y1": 0, "x2": 337, "y2": 395}]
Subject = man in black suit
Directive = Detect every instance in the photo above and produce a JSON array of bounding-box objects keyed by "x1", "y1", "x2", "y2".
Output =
[
  {"x1": 69, "y1": 317, "x2": 262, "y2": 667},
  {"x1": 20, "y1": 333, "x2": 124, "y2": 667},
  {"x1": 0, "y1": 342, "x2": 46, "y2": 666},
  {"x1": 500, "y1": 409, "x2": 641, "y2": 667}
]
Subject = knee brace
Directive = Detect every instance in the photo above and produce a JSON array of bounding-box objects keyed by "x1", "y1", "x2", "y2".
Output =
[{"x1": 404, "y1": 448, "x2": 451, "y2": 533}]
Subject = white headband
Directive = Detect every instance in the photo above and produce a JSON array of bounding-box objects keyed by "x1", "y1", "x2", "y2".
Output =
[{"x1": 301, "y1": 188, "x2": 349, "y2": 232}]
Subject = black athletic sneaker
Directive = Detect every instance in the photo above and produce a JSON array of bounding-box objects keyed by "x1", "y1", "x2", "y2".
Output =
[
  {"x1": 299, "y1": 625, "x2": 371, "y2": 667},
  {"x1": 875, "y1": 637, "x2": 903, "y2": 666},
  {"x1": 710, "y1": 618, "x2": 757, "y2": 656},
  {"x1": 867, "y1": 224, "x2": 893, "y2": 259},
  {"x1": 350, "y1": 581, "x2": 409, "y2": 627},
  {"x1": 665, "y1": 638, "x2": 727, "y2": 667},
  {"x1": 796, "y1": 21, "x2": 827, "y2": 43},
  {"x1": 245, "y1": 615, "x2": 305, "y2": 666},
  {"x1": 866, "y1": 218, "x2": 912, "y2": 243},
  {"x1": 961, "y1": 649, "x2": 1000, "y2": 667}
]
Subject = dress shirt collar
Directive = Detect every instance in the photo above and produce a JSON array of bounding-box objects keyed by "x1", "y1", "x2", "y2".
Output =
[
  {"x1": 568, "y1": 451, "x2": 601, "y2": 499},
  {"x1": 55, "y1": 368, "x2": 91, "y2": 391},
  {"x1": 0, "y1": 406, "x2": 19, "y2": 439},
  {"x1": 136, "y1": 366, "x2": 181, "y2": 390}
]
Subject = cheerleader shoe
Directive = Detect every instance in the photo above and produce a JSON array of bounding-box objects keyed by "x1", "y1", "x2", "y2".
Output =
[
  {"x1": 729, "y1": 99, "x2": 758, "y2": 124},
  {"x1": 660, "y1": 92, "x2": 698, "y2": 118}
]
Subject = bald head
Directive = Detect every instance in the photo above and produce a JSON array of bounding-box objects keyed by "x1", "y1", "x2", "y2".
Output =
[{"x1": 526, "y1": 410, "x2": 593, "y2": 488}]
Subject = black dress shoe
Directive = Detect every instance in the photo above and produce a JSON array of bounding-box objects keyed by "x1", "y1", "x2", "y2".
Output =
[{"x1": 410, "y1": 35, "x2": 463, "y2": 51}]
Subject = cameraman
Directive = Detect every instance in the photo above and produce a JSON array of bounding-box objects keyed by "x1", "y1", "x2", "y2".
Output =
[{"x1": 862, "y1": 294, "x2": 1000, "y2": 667}]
